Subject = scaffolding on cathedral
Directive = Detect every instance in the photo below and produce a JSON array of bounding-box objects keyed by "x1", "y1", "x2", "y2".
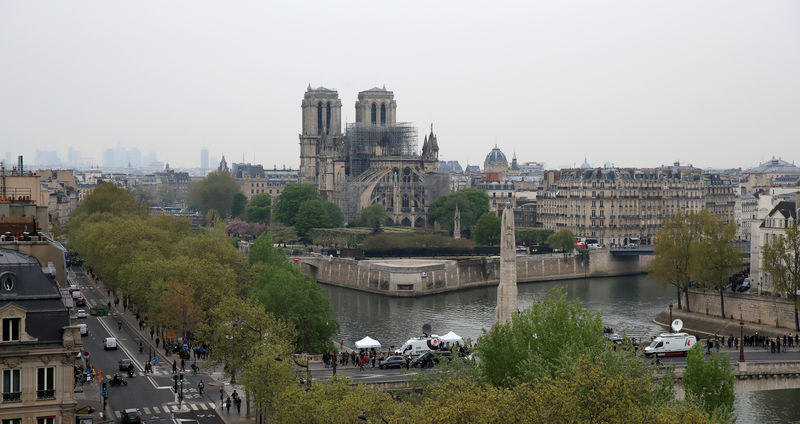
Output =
[{"x1": 345, "y1": 122, "x2": 418, "y2": 178}]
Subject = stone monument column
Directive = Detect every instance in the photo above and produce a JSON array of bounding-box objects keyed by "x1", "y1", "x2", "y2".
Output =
[
  {"x1": 495, "y1": 204, "x2": 518, "y2": 324},
  {"x1": 453, "y1": 204, "x2": 461, "y2": 239}
]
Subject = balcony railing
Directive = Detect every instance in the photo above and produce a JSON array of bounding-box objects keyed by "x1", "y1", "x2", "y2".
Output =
[
  {"x1": 2, "y1": 392, "x2": 21, "y2": 402},
  {"x1": 36, "y1": 389, "x2": 55, "y2": 400}
]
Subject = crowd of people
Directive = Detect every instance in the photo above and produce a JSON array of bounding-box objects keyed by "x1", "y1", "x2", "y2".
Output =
[{"x1": 703, "y1": 332, "x2": 798, "y2": 354}]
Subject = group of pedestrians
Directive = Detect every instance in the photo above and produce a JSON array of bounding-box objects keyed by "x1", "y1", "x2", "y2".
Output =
[
  {"x1": 703, "y1": 332, "x2": 799, "y2": 354},
  {"x1": 220, "y1": 388, "x2": 243, "y2": 414},
  {"x1": 330, "y1": 349, "x2": 383, "y2": 371}
]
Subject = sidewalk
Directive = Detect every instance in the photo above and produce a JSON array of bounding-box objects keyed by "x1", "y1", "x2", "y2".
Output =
[
  {"x1": 80, "y1": 267, "x2": 256, "y2": 424},
  {"x1": 654, "y1": 306, "x2": 800, "y2": 339}
]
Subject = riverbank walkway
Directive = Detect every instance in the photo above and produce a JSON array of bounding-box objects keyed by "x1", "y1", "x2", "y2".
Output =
[{"x1": 655, "y1": 306, "x2": 800, "y2": 341}]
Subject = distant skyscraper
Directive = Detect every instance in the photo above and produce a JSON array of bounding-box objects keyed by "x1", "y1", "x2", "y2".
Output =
[
  {"x1": 102, "y1": 148, "x2": 115, "y2": 168},
  {"x1": 201, "y1": 148, "x2": 209, "y2": 171}
]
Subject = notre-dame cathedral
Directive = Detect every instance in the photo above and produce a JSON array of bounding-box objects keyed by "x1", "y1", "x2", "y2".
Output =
[{"x1": 299, "y1": 85, "x2": 446, "y2": 227}]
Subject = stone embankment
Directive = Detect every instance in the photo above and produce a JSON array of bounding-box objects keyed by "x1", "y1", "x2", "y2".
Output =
[{"x1": 296, "y1": 249, "x2": 653, "y2": 297}]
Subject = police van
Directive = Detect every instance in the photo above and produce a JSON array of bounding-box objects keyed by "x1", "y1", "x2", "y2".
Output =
[{"x1": 644, "y1": 333, "x2": 696, "y2": 357}]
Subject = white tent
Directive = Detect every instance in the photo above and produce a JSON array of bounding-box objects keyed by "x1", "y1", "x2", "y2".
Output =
[
  {"x1": 439, "y1": 331, "x2": 463, "y2": 344},
  {"x1": 355, "y1": 336, "x2": 381, "y2": 349}
]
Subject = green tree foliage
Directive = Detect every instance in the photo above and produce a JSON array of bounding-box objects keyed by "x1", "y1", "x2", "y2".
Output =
[
  {"x1": 188, "y1": 171, "x2": 241, "y2": 218},
  {"x1": 690, "y1": 210, "x2": 741, "y2": 318},
  {"x1": 273, "y1": 184, "x2": 321, "y2": 226},
  {"x1": 250, "y1": 258, "x2": 339, "y2": 353},
  {"x1": 682, "y1": 344, "x2": 735, "y2": 419},
  {"x1": 427, "y1": 188, "x2": 490, "y2": 237},
  {"x1": 270, "y1": 377, "x2": 397, "y2": 423},
  {"x1": 295, "y1": 199, "x2": 333, "y2": 239},
  {"x1": 201, "y1": 296, "x2": 295, "y2": 385},
  {"x1": 352, "y1": 204, "x2": 390, "y2": 229},
  {"x1": 248, "y1": 234, "x2": 287, "y2": 267},
  {"x1": 68, "y1": 183, "x2": 143, "y2": 232},
  {"x1": 323, "y1": 201, "x2": 344, "y2": 228},
  {"x1": 516, "y1": 228, "x2": 554, "y2": 246},
  {"x1": 762, "y1": 221, "x2": 800, "y2": 330},
  {"x1": 473, "y1": 212, "x2": 501, "y2": 245},
  {"x1": 546, "y1": 228, "x2": 575, "y2": 255},
  {"x1": 477, "y1": 288, "x2": 606, "y2": 387},
  {"x1": 245, "y1": 193, "x2": 272, "y2": 224},
  {"x1": 361, "y1": 233, "x2": 474, "y2": 254},
  {"x1": 649, "y1": 211, "x2": 699, "y2": 311},
  {"x1": 231, "y1": 193, "x2": 247, "y2": 219}
]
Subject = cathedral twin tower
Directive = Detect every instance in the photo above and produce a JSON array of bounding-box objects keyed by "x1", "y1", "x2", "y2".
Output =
[{"x1": 298, "y1": 85, "x2": 440, "y2": 227}]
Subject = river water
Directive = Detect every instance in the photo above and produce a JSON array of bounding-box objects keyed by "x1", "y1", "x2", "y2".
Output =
[{"x1": 321, "y1": 274, "x2": 798, "y2": 423}]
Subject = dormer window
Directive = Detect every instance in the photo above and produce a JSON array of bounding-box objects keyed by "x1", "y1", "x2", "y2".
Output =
[{"x1": 2, "y1": 318, "x2": 20, "y2": 342}]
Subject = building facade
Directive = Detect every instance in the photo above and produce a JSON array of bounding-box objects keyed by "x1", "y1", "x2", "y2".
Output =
[
  {"x1": 749, "y1": 198, "x2": 798, "y2": 295},
  {"x1": 0, "y1": 247, "x2": 81, "y2": 424},
  {"x1": 231, "y1": 163, "x2": 299, "y2": 200},
  {"x1": 538, "y1": 168, "x2": 705, "y2": 246},
  {"x1": 298, "y1": 86, "x2": 442, "y2": 226}
]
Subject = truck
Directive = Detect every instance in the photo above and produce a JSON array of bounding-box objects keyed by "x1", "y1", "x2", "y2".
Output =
[
  {"x1": 644, "y1": 333, "x2": 696, "y2": 357},
  {"x1": 394, "y1": 335, "x2": 442, "y2": 359}
]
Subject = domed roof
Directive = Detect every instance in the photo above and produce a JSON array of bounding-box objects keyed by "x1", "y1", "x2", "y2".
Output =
[{"x1": 485, "y1": 146, "x2": 508, "y2": 165}]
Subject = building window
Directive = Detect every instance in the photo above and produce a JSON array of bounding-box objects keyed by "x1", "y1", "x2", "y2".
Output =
[
  {"x1": 326, "y1": 102, "x2": 331, "y2": 132},
  {"x1": 2, "y1": 369, "x2": 21, "y2": 402},
  {"x1": 381, "y1": 103, "x2": 386, "y2": 124},
  {"x1": 371, "y1": 103, "x2": 377, "y2": 124},
  {"x1": 3, "y1": 419, "x2": 21, "y2": 424},
  {"x1": 317, "y1": 102, "x2": 323, "y2": 135},
  {"x1": 36, "y1": 418, "x2": 54, "y2": 424},
  {"x1": 2, "y1": 318, "x2": 20, "y2": 342},
  {"x1": 36, "y1": 367, "x2": 55, "y2": 400}
]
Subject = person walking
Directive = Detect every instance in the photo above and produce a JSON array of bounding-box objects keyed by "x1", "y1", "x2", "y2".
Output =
[
  {"x1": 219, "y1": 387, "x2": 224, "y2": 406},
  {"x1": 156, "y1": 337, "x2": 160, "y2": 348},
  {"x1": 150, "y1": 328, "x2": 155, "y2": 339},
  {"x1": 225, "y1": 397, "x2": 231, "y2": 413},
  {"x1": 117, "y1": 321, "x2": 122, "y2": 331},
  {"x1": 198, "y1": 379, "x2": 204, "y2": 395},
  {"x1": 172, "y1": 360, "x2": 177, "y2": 374},
  {"x1": 235, "y1": 397, "x2": 241, "y2": 414},
  {"x1": 181, "y1": 358, "x2": 185, "y2": 371}
]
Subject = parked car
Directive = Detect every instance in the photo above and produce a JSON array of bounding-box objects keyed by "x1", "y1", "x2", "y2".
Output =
[
  {"x1": 120, "y1": 409, "x2": 142, "y2": 424},
  {"x1": 411, "y1": 350, "x2": 452, "y2": 368},
  {"x1": 75, "y1": 297, "x2": 86, "y2": 306},
  {"x1": 104, "y1": 337, "x2": 118, "y2": 350},
  {"x1": 76, "y1": 309, "x2": 88, "y2": 319},
  {"x1": 119, "y1": 358, "x2": 133, "y2": 371},
  {"x1": 379, "y1": 355, "x2": 408, "y2": 369}
]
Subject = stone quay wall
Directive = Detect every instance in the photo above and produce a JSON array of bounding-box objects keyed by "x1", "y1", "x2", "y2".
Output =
[
  {"x1": 687, "y1": 288, "x2": 800, "y2": 329},
  {"x1": 296, "y1": 250, "x2": 654, "y2": 297}
]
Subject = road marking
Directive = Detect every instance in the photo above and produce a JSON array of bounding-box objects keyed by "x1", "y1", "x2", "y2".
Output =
[
  {"x1": 114, "y1": 411, "x2": 122, "y2": 419},
  {"x1": 190, "y1": 404, "x2": 199, "y2": 411},
  {"x1": 171, "y1": 405, "x2": 179, "y2": 411},
  {"x1": 198, "y1": 403, "x2": 207, "y2": 410},
  {"x1": 143, "y1": 407, "x2": 151, "y2": 414}
]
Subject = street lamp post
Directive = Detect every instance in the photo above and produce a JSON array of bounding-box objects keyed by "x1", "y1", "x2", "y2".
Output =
[
  {"x1": 669, "y1": 304, "x2": 673, "y2": 333},
  {"x1": 739, "y1": 320, "x2": 745, "y2": 363}
]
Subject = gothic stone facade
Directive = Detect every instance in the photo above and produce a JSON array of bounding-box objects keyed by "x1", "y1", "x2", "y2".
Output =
[{"x1": 299, "y1": 86, "x2": 440, "y2": 226}]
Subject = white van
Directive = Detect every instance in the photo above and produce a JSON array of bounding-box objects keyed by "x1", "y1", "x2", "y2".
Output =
[
  {"x1": 71, "y1": 290, "x2": 82, "y2": 299},
  {"x1": 395, "y1": 336, "x2": 441, "y2": 358},
  {"x1": 104, "y1": 337, "x2": 118, "y2": 350},
  {"x1": 78, "y1": 323, "x2": 88, "y2": 336},
  {"x1": 644, "y1": 333, "x2": 696, "y2": 357}
]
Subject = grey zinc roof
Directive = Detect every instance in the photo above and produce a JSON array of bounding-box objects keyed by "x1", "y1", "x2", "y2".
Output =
[{"x1": 485, "y1": 147, "x2": 508, "y2": 165}]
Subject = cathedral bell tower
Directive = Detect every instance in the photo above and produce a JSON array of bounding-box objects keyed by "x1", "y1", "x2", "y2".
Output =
[{"x1": 299, "y1": 85, "x2": 343, "y2": 184}]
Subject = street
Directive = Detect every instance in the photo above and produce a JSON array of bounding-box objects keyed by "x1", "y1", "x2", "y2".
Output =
[{"x1": 72, "y1": 268, "x2": 227, "y2": 424}]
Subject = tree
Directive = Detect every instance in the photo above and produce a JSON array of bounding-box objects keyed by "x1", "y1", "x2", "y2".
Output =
[
  {"x1": 690, "y1": 210, "x2": 741, "y2": 319},
  {"x1": 201, "y1": 296, "x2": 295, "y2": 385},
  {"x1": 427, "y1": 189, "x2": 490, "y2": 237},
  {"x1": 273, "y1": 184, "x2": 321, "y2": 226},
  {"x1": 231, "y1": 193, "x2": 248, "y2": 219},
  {"x1": 762, "y1": 221, "x2": 800, "y2": 330},
  {"x1": 159, "y1": 280, "x2": 205, "y2": 338},
  {"x1": 248, "y1": 234, "x2": 288, "y2": 268},
  {"x1": 516, "y1": 228, "x2": 554, "y2": 246},
  {"x1": 294, "y1": 199, "x2": 333, "y2": 239},
  {"x1": 473, "y1": 212, "x2": 501, "y2": 245},
  {"x1": 352, "y1": 204, "x2": 390, "y2": 230},
  {"x1": 188, "y1": 171, "x2": 241, "y2": 218},
  {"x1": 546, "y1": 228, "x2": 575, "y2": 256},
  {"x1": 251, "y1": 263, "x2": 339, "y2": 353},
  {"x1": 323, "y1": 201, "x2": 344, "y2": 228},
  {"x1": 477, "y1": 288, "x2": 606, "y2": 388},
  {"x1": 682, "y1": 344, "x2": 735, "y2": 419},
  {"x1": 649, "y1": 211, "x2": 698, "y2": 311},
  {"x1": 245, "y1": 193, "x2": 272, "y2": 224},
  {"x1": 69, "y1": 182, "x2": 144, "y2": 232}
]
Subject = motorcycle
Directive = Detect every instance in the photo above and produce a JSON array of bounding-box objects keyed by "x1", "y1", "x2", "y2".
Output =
[
  {"x1": 127, "y1": 368, "x2": 134, "y2": 378},
  {"x1": 109, "y1": 374, "x2": 128, "y2": 386}
]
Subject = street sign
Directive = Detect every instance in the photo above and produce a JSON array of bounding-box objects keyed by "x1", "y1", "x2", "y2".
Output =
[
  {"x1": 101, "y1": 391, "x2": 107, "y2": 398},
  {"x1": 82, "y1": 351, "x2": 90, "y2": 357}
]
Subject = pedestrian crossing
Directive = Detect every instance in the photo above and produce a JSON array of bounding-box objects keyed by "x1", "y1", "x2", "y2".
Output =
[{"x1": 113, "y1": 402, "x2": 217, "y2": 417}]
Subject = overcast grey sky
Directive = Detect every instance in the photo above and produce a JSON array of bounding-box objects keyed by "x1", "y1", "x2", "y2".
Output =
[{"x1": 1, "y1": 1, "x2": 799, "y2": 170}]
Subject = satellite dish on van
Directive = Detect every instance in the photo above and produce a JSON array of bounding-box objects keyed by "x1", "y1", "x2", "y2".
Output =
[
  {"x1": 422, "y1": 324, "x2": 432, "y2": 337},
  {"x1": 671, "y1": 319, "x2": 683, "y2": 332}
]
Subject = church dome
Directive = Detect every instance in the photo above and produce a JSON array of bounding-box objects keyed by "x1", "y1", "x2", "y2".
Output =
[{"x1": 485, "y1": 146, "x2": 508, "y2": 166}]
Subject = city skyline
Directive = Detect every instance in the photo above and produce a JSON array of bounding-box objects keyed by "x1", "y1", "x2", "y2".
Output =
[{"x1": 1, "y1": 1, "x2": 798, "y2": 170}]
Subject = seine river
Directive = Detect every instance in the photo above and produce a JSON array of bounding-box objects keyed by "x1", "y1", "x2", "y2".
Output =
[{"x1": 321, "y1": 274, "x2": 799, "y2": 423}]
